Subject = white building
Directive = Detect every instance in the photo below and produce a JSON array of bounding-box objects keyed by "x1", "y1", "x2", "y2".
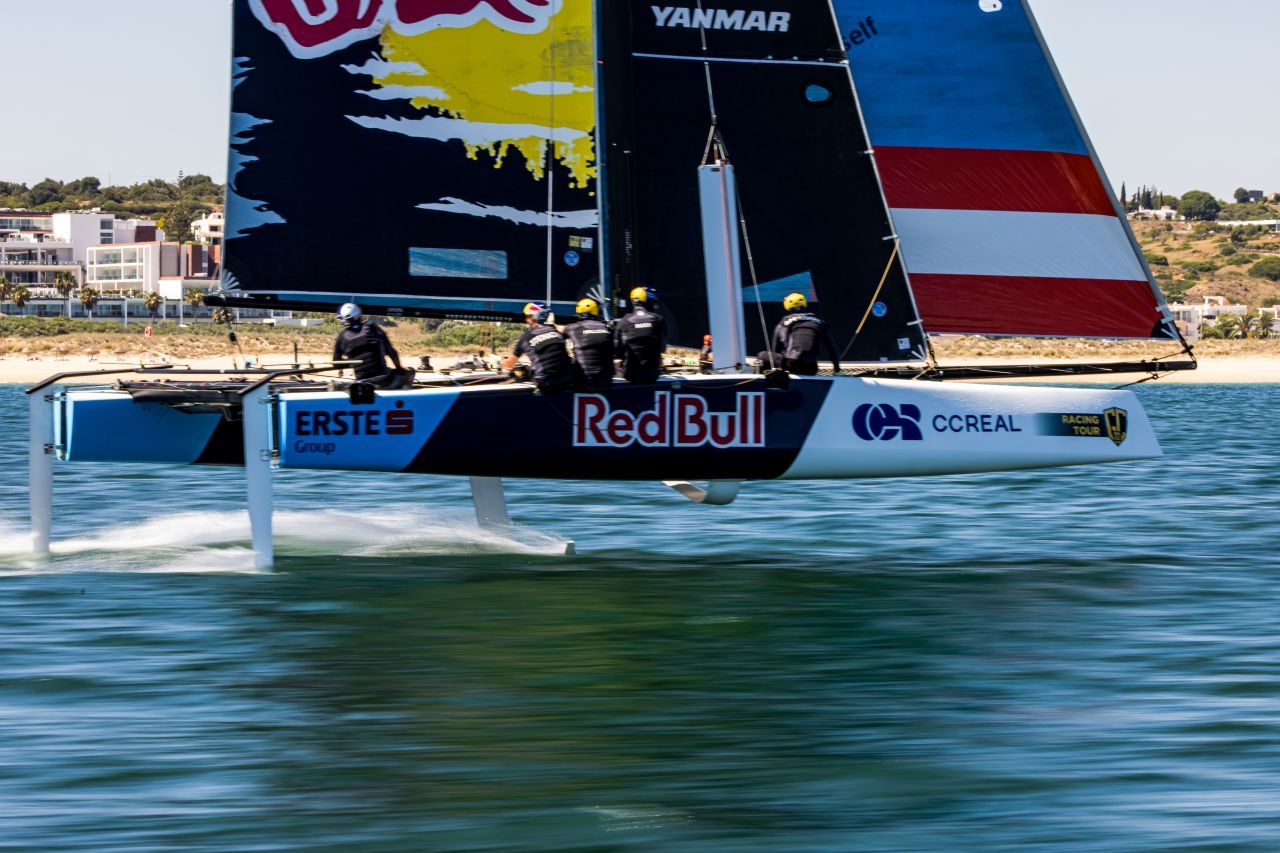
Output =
[
  {"x1": 0, "y1": 210, "x2": 161, "y2": 291},
  {"x1": 192, "y1": 210, "x2": 224, "y2": 245},
  {"x1": 1167, "y1": 296, "x2": 1248, "y2": 341},
  {"x1": 1130, "y1": 206, "x2": 1179, "y2": 221}
]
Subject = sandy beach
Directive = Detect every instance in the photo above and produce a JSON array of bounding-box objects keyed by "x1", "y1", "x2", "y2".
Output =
[{"x1": 1, "y1": 352, "x2": 1275, "y2": 385}]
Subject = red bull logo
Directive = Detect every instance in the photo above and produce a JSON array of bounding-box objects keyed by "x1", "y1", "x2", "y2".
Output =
[
  {"x1": 574, "y1": 392, "x2": 766, "y2": 449},
  {"x1": 251, "y1": 0, "x2": 557, "y2": 57}
]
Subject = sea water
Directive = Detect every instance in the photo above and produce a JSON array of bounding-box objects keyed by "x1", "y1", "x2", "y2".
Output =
[{"x1": 0, "y1": 382, "x2": 1277, "y2": 850}]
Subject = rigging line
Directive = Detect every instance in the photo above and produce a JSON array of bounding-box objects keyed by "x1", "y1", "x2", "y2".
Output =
[
  {"x1": 840, "y1": 239, "x2": 901, "y2": 361},
  {"x1": 732, "y1": 177, "x2": 775, "y2": 371},
  {"x1": 544, "y1": 8, "x2": 558, "y2": 306},
  {"x1": 1112, "y1": 372, "x2": 1167, "y2": 390},
  {"x1": 693, "y1": 0, "x2": 719, "y2": 127}
]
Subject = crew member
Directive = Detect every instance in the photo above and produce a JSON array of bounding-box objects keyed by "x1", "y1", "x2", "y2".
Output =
[
  {"x1": 564, "y1": 297, "x2": 615, "y2": 392},
  {"x1": 502, "y1": 301, "x2": 572, "y2": 394},
  {"x1": 614, "y1": 286, "x2": 668, "y2": 384},
  {"x1": 333, "y1": 302, "x2": 403, "y2": 385},
  {"x1": 760, "y1": 292, "x2": 841, "y2": 376}
]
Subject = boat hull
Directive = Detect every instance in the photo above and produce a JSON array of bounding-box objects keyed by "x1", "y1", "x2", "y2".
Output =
[{"x1": 56, "y1": 375, "x2": 1161, "y2": 480}]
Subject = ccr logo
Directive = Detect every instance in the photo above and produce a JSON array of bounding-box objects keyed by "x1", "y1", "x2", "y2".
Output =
[{"x1": 852, "y1": 403, "x2": 923, "y2": 441}]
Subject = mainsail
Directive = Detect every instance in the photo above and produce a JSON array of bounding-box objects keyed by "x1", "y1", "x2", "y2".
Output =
[
  {"x1": 835, "y1": 0, "x2": 1177, "y2": 340},
  {"x1": 223, "y1": 0, "x2": 929, "y2": 362},
  {"x1": 598, "y1": 1, "x2": 927, "y2": 360},
  {"x1": 223, "y1": 0, "x2": 602, "y2": 319}
]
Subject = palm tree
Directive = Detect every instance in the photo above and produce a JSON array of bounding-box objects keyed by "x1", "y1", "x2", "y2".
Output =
[
  {"x1": 79, "y1": 287, "x2": 101, "y2": 321},
  {"x1": 142, "y1": 291, "x2": 163, "y2": 320},
  {"x1": 183, "y1": 287, "x2": 204, "y2": 325},
  {"x1": 0, "y1": 276, "x2": 11, "y2": 315},
  {"x1": 53, "y1": 270, "x2": 77, "y2": 318},
  {"x1": 211, "y1": 306, "x2": 232, "y2": 326},
  {"x1": 1212, "y1": 314, "x2": 1244, "y2": 340},
  {"x1": 11, "y1": 285, "x2": 31, "y2": 315}
]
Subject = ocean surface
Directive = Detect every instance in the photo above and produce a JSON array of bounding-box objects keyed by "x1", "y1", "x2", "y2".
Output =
[{"x1": 1, "y1": 382, "x2": 1277, "y2": 851}]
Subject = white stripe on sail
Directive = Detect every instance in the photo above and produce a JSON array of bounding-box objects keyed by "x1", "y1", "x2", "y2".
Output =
[
  {"x1": 892, "y1": 209, "x2": 1147, "y2": 281},
  {"x1": 341, "y1": 56, "x2": 428, "y2": 77},
  {"x1": 512, "y1": 81, "x2": 594, "y2": 95},
  {"x1": 348, "y1": 114, "x2": 590, "y2": 146},
  {"x1": 417, "y1": 198, "x2": 598, "y2": 229},
  {"x1": 357, "y1": 84, "x2": 450, "y2": 101}
]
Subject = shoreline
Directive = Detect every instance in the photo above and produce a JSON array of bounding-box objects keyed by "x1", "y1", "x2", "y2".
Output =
[{"x1": 0, "y1": 353, "x2": 1275, "y2": 385}]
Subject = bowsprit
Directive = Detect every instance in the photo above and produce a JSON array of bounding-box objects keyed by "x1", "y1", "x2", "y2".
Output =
[{"x1": 574, "y1": 391, "x2": 766, "y2": 449}]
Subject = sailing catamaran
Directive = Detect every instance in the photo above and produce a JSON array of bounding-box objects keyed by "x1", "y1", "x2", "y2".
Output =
[{"x1": 26, "y1": 0, "x2": 1194, "y2": 566}]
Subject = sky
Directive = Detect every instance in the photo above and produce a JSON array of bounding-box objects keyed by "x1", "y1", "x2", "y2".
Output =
[{"x1": 2, "y1": 0, "x2": 1276, "y2": 198}]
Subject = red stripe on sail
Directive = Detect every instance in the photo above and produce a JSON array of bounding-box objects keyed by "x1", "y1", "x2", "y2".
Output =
[
  {"x1": 910, "y1": 274, "x2": 1162, "y2": 338},
  {"x1": 877, "y1": 147, "x2": 1116, "y2": 216}
]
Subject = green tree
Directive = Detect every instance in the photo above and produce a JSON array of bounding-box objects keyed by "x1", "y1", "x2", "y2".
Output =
[
  {"x1": 159, "y1": 203, "x2": 198, "y2": 245},
  {"x1": 1234, "y1": 187, "x2": 1250, "y2": 204},
  {"x1": 211, "y1": 306, "x2": 232, "y2": 325},
  {"x1": 53, "y1": 270, "x2": 77, "y2": 318},
  {"x1": 25, "y1": 178, "x2": 64, "y2": 207},
  {"x1": 1178, "y1": 190, "x2": 1222, "y2": 221},
  {"x1": 0, "y1": 275, "x2": 11, "y2": 308},
  {"x1": 142, "y1": 291, "x2": 164, "y2": 320},
  {"x1": 79, "y1": 287, "x2": 101, "y2": 320},
  {"x1": 1248, "y1": 256, "x2": 1280, "y2": 281}
]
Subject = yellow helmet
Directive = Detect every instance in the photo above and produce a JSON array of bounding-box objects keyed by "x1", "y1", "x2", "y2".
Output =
[
  {"x1": 783, "y1": 292, "x2": 808, "y2": 311},
  {"x1": 575, "y1": 297, "x2": 600, "y2": 317},
  {"x1": 630, "y1": 286, "x2": 656, "y2": 304}
]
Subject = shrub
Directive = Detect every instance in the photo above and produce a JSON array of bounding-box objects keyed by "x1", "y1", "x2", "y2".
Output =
[
  {"x1": 1177, "y1": 260, "x2": 1219, "y2": 274},
  {"x1": 1144, "y1": 252, "x2": 1169, "y2": 266},
  {"x1": 1220, "y1": 245, "x2": 1237, "y2": 256},
  {"x1": 1248, "y1": 256, "x2": 1280, "y2": 281}
]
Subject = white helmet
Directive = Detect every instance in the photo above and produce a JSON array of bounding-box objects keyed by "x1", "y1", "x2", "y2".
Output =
[{"x1": 338, "y1": 302, "x2": 362, "y2": 325}]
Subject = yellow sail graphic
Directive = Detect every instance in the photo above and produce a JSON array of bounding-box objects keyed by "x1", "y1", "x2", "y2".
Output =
[{"x1": 373, "y1": 1, "x2": 596, "y2": 190}]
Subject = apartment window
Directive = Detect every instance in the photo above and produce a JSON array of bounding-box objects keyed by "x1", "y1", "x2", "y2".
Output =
[
  {"x1": 100, "y1": 235, "x2": 114, "y2": 245},
  {"x1": 100, "y1": 219, "x2": 113, "y2": 230}
]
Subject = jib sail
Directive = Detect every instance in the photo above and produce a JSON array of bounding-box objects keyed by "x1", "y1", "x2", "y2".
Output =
[
  {"x1": 835, "y1": 0, "x2": 1177, "y2": 339},
  {"x1": 595, "y1": 1, "x2": 927, "y2": 361},
  {"x1": 222, "y1": 0, "x2": 602, "y2": 319}
]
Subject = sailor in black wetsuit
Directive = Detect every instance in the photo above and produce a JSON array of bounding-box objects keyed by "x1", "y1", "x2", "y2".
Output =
[
  {"x1": 564, "y1": 297, "x2": 615, "y2": 392},
  {"x1": 333, "y1": 302, "x2": 403, "y2": 385},
  {"x1": 502, "y1": 301, "x2": 572, "y2": 394},
  {"x1": 759, "y1": 292, "x2": 842, "y2": 376},
  {"x1": 614, "y1": 286, "x2": 668, "y2": 384}
]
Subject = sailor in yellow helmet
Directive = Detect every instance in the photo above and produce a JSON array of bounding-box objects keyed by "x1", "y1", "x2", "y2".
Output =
[
  {"x1": 563, "y1": 296, "x2": 615, "y2": 392},
  {"x1": 759, "y1": 292, "x2": 841, "y2": 376},
  {"x1": 614, "y1": 286, "x2": 668, "y2": 383}
]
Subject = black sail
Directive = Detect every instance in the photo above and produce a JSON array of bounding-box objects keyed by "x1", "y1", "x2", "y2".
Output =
[
  {"x1": 221, "y1": 0, "x2": 603, "y2": 320},
  {"x1": 599, "y1": 1, "x2": 927, "y2": 360}
]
